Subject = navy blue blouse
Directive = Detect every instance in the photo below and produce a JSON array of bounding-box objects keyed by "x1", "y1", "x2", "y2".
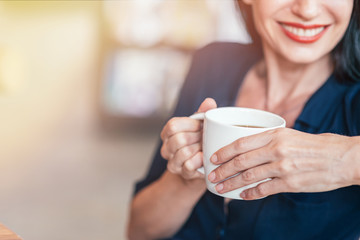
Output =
[{"x1": 134, "y1": 43, "x2": 360, "y2": 240}]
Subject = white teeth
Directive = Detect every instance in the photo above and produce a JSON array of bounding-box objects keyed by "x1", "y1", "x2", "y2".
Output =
[
  {"x1": 282, "y1": 24, "x2": 325, "y2": 37},
  {"x1": 294, "y1": 28, "x2": 299, "y2": 35},
  {"x1": 304, "y1": 29, "x2": 316, "y2": 37},
  {"x1": 298, "y1": 28, "x2": 304, "y2": 36}
]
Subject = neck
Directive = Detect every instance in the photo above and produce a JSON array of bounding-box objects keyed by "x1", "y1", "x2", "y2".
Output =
[{"x1": 258, "y1": 43, "x2": 334, "y2": 111}]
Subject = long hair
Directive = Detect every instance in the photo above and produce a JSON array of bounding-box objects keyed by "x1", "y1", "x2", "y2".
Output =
[
  {"x1": 235, "y1": 0, "x2": 360, "y2": 83},
  {"x1": 332, "y1": 1, "x2": 360, "y2": 83}
]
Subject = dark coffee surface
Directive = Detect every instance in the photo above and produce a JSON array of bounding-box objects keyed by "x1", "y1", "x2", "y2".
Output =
[{"x1": 232, "y1": 124, "x2": 265, "y2": 128}]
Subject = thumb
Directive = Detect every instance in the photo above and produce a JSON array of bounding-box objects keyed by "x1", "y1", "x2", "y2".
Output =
[{"x1": 197, "y1": 98, "x2": 217, "y2": 113}]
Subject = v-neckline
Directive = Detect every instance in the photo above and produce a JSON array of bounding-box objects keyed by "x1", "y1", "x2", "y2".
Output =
[{"x1": 230, "y1": 69, "x2": 337, "y2": 129}]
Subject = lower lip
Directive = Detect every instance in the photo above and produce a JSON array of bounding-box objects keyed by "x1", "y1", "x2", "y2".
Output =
[{"x1": 280, "y1": 24, "x2": 328, "y2": 44}]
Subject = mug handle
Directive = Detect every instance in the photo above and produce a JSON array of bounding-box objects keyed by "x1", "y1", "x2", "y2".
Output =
[{"x1": 189, "y1": 112, "x2": 205, "y2": 174}]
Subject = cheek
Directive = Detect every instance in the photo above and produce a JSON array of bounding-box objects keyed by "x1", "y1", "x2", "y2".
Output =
[
  {"x1": 250, "y1": 0, "x2": 289, "y2": 46},
  {"x1": 331, "y1": 0, "x2": 353, "y2": 17},
  {"x1": 251, "y1": 7, "x2": 275, "y2": 41},
  {"x1": 329, "y1": 0, "x2": 353, "y2": 29},
  {"x1": 327, "y1": 3, "x2": 353, "y2": 48}
]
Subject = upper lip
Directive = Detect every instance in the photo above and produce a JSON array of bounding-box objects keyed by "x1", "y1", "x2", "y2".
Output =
[{"x1": 279, "y1": 21, "x2": 330, "y2": 29}]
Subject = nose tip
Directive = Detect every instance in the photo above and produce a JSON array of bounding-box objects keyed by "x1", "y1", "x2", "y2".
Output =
[{"x1": 292, "y1": 0, "x2": 321, "y2": 20}]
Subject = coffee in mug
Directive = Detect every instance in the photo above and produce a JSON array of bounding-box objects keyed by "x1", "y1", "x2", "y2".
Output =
[{"x1": 232, "y1": 125, "x2": 265, "y2": 128}]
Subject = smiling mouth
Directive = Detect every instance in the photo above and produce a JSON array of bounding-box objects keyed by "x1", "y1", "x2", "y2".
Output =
[{"x1": 279, "y1": 22, "x2": 330, "y2": 43}]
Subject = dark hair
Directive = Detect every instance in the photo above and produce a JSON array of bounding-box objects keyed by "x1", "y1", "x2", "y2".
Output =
[
  {"x1": 235, "y1": 1, "x2": 261, "y2": 45},
  {"x1": 332, "y1": 1, "x2": 360, "y2": 83},
  {"x1": 235, "y1": 0, "x2": 360, "y2": 83}
]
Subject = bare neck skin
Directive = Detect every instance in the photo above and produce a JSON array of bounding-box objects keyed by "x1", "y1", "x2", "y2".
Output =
[
  {"x1": 260, "y1": 41, "x2": 334, "y2": 112},
  {"x1": 236, "y1": 42, "x2": 334, "y2": 128}
]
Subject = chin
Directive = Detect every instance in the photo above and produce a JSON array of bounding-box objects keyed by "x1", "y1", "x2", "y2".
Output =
[{"x1": 280, "y1": 48, "x2": 330, "y2": 65}]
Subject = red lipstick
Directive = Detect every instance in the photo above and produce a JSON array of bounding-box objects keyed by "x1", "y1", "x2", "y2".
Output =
[{"x1": 279, "y1": 22, "x2": 330, "y2": 44}]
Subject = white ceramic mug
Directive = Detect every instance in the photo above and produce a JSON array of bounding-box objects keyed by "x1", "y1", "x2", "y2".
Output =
[{"x1": 190, "y1": 107, "x2": 286, "y2": 200}]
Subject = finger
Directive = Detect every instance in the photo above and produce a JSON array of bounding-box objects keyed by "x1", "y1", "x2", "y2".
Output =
[
  {"x1": 208, "y1": 147, "x2": 275, "y2": 183},
  {"x1": 239, "y1": 178, "x2": 285, "y2": 200},
  {"x1": 160, "y1": 141, "x2": 172, "y2": 160},
  {"x1": 161, "y1": 131, "x2": 200, "y2": 160},
  {"x1": 239, "y1": 171, "x2": 336, "y2": 200},
  {"x1": 170, "y1": 143, "x2": 202, "y2": 171},
  {"x1": 182, "y1": 152, "x2": 204, "y2": 179},
  {"x1": 211, "y1": 130, "x2": 275, "y2": 165},
  {"x1": 160, "y1": 117, "x2": 202, "y2": 141},
  {"x1": 196, "y1": 98, "x2": 217, "y2": 113},
  {"x1": 214, "y1": 163, "x2": 277, "y2": 194},
  {"x1": 164, "y1": 132, "x2": 201, "y2": 158}
]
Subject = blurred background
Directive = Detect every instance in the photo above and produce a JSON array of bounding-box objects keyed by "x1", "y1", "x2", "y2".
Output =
[{"x1": 0, "y1": 0, "x2": 250, "y2": 239}]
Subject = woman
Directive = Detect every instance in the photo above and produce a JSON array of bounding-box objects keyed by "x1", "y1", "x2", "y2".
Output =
[{"x1": 128, "y1": 0, "x2": 360, "y2": 239}]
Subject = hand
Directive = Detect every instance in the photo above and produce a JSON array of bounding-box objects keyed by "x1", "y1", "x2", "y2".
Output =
[
  {"x1": 207, "y1": 128, "x2": 360, "y2": 200},
  {"x1": 160, "y1": 98, "x2": 217, "y2": 180}
]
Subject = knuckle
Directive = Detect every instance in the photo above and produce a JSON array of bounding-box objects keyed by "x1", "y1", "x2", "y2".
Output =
[
  {"x1": 179, "y1": 147, "x2": 192, "y2": 160},
  {"x1": 256, "y1": 184, "x2": 267, "y2": 197},
  {"x1": 273, "y1": 142, "x2": 288, "y2": 158},
  {"x1": 233, "y1": 155, "x2": 247, "y2": 170},
  {"x1": 278, "y1": 160, "x2": 291, "y2": 173},
  {"x1": 215, "y1": 151, "x2": 226, "y2": 163},
  {"x1": 234, "y1": 138, "x2": 246, "y2": 151},
  {"x1": 215, "y1": 166, "x2": 226, "y2": 180},
  {"x1": 182, "y1": 162, "x2": 196, "y2": 179},
  {"x1": 174, "y1": 133, "x2": 187, "y2": 147},
  {"x1": 160, "y1": 145, "x2": 168, "y2": 160},
  {"x1": 183, "y1": 161, "x2": 192, "y2": 172},
  {"x1": 224, "y1": 180, "x2": 234, "y2": 191},
  {"x1": 242, "y1": 170, "x2": 254, "y2": 182},
  {"x1": 167, "y1": 118, "x2": 179, "y2": 135},
  {"x1": 278, "y1": 159, "x2": 295, "y2": 174}
]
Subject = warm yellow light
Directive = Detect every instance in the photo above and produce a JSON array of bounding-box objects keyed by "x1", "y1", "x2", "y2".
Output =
[{"x1": 0, "y1": 48, "x2": 26, "y2": 95}]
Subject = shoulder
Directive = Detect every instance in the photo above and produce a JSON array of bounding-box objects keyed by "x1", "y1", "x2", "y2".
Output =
[
  {"x1": 193, "y1": 42, "x2": 262, "y2": 65},
  {"x1": 188, "y1": 42, "x2": 257, "y2": 80},
  {"x1": 188, "y1": 41, "x2": 262, "y2": 86},
  {"x1": 196, "y1": 41, "x2": 250, "y2": 55},
  {"x1": 192, "y1": 42, "x2": 263, "y2": 82}
]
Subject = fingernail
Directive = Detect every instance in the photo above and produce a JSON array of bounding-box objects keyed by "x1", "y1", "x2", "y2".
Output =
[
  {"x1": 210, "y1": 154, "x2": 218, "y2": 164},
  {"x1": 216, "y1": 183, "x2": 224, "y2": 192},
  {"x1": 240, "y1": 191, "x2": 247, "y2": 199},
  {"x1": 208, "y1": 172, "x2": 216, "y2": 182}
]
